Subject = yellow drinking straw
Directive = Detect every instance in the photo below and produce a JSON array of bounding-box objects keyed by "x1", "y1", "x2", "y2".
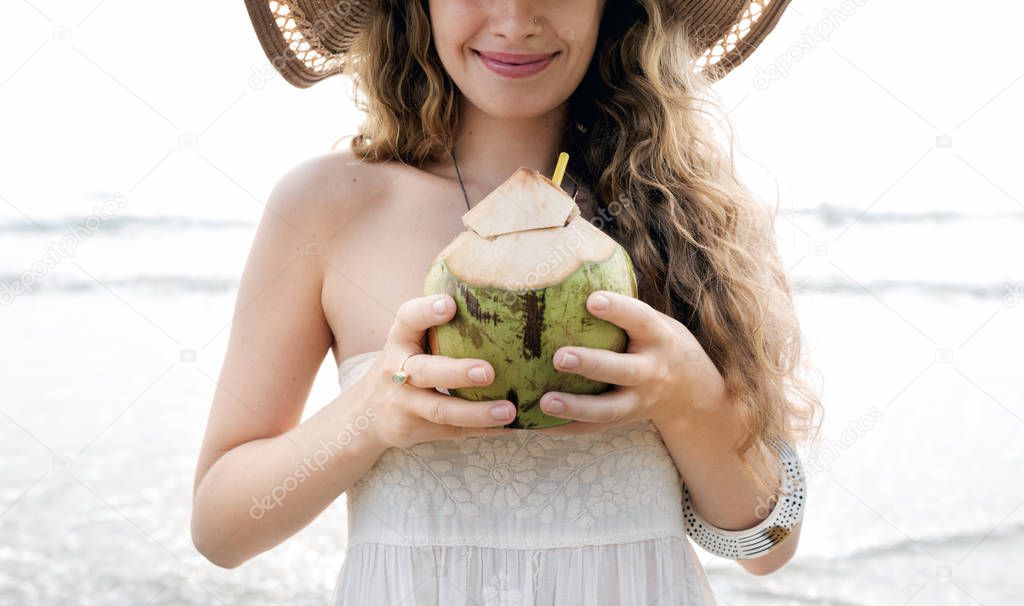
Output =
[{"x1": 551, "y1": 152, "x2": 569, "y2": 187}]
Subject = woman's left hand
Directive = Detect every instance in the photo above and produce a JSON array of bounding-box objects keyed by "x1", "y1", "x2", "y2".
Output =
[{"x1": 534, "y1": 290, "x2": 727, "y2": 435}]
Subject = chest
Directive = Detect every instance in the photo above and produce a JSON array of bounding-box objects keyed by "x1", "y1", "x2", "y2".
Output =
[
  {"x1": 322, "y1": 171, "x2": 607, "y2": 365},
  {"x1": 322, "y1": 173, "x2": 464, "y2": 363}
]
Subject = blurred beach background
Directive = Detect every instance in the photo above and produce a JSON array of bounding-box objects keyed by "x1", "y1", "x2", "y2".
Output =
[{"x1": 1, "y1": 0, "x2": 1022, "y2": 604}]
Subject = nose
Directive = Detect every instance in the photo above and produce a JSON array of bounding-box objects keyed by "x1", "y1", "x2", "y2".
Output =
[{"x1": 488, "y1": 1, "x2": 543, "y2": 43}]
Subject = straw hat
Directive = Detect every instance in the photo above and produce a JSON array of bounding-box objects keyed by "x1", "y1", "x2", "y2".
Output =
[{"x1": 245, "y1": 0, "x2": 792, "y2": 89}]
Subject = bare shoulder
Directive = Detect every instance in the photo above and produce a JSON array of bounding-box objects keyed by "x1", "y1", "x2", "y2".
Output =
[
  {"x1": 301, "y1": 149, "x2": 460, "y2": 361},
  {"x1": 263, "y1": 146, "x2": 396, "y2": 233},
  {"x1": 263, "y1": 146, "x2": 409, "y2": 359}
]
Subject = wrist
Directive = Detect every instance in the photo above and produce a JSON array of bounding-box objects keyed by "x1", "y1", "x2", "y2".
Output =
[
  {"x1": 347, "y1": 382, "x2": 392, "y2": 455},
  {"x1": 651, "y1": 368, "x2": 732, "y2": 436},
  {"x1": 317, "y1": 382, "x2": 391, "y2": 464}
]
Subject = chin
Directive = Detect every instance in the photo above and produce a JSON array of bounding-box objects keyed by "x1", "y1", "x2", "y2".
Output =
[{"x1": 469, "y1": 93, "x2": 563, "y2": 121}]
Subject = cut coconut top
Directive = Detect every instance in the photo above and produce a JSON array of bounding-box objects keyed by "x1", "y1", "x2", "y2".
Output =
[
  {"x1": 437, "y1": 212, "x2": 620, "y2": 290},
  {"x1": 461, "y1": 167, "x2": 578, "y2": 238}
]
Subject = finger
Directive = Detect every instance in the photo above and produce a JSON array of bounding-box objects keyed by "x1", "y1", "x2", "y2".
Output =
[
  {"x1": 586, "y1": 290, "x2": 671, "y2": 344},
  {"x1": 400, "y1": 353, "x2": 497, "y2": 390},
  {"x1": 552, "y1": 346, "x2": 651, "y2": 386},
  {"x1": 387, "y1": 294, "x2": 454, "y2": 348},
  {"x1": 408, "y1": 392, "x2": 517, "y2": 428},
  {"x1": 538, "y1": 388, "x2": 635, "y2": 424}
]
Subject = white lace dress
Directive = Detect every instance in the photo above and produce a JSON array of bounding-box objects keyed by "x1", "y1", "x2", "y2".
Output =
[{"x1": 330, "y1": 350, "x2": 718, "y2": 606}]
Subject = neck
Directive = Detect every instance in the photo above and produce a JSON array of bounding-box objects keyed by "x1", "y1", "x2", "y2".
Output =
[{"x1": 451, "y1": 94, "x2": 569, "y2": 198}]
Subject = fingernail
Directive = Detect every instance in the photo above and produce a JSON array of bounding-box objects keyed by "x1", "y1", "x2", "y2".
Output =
[
  {"x1": 468, "y1": 366, "x2": 488, "y2": 383},
  {"x1": 490, "y1": 404, "x2": 512, "y2": 420},
  {"x1": 557, "y1": 351, "x2": 579, "y2": 369},
  {"x1": 544, "y1": 398, "x2": 565, "y2": 413},
  {"x1": 590, "y1": 293, "x2": 609, "y2": 311},
  {"x1": 433, "y1": 297, "x2": 449, "y2": 314}
]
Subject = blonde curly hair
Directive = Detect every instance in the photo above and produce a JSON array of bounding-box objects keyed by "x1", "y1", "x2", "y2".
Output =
[{"x1": 334, "y1": 0, "x2": 824, "y2": 495}]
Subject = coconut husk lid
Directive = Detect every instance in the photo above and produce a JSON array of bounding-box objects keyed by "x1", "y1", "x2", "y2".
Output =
[
  {"x1": 462, "y1": 168, "x2": 580, "y2": 237},
  {"x1": 435, "y1": 167, "x2": 616, "y2": 290}
]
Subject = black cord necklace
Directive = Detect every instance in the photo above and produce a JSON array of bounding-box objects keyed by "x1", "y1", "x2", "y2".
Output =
[{"x1": 449, "y1": 147, "x2": 578, "y2": 211}]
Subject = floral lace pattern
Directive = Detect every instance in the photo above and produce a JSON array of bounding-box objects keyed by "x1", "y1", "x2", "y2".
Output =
[
  {"x1": 333, "y1": 351, "x2": 718, "y2": 603},
  {"x1": 339, "y1": 351, "x2": 688, "y2": 550},
  {"x1": 350, "y1": 423, "x2": 681, "y2": 524}
]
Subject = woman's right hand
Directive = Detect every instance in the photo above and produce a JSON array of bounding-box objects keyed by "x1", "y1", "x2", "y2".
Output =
[{"x1": 356, "y1": 294, "x2": 519, "y2": 449}]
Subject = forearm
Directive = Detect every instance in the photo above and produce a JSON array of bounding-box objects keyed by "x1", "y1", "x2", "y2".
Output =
[
  {"x1": 653, "y1": 389, "x2": 800, "y2": 574},
  {"x1": 191, "y1": 384, "x2": 388, "y2": 568}
]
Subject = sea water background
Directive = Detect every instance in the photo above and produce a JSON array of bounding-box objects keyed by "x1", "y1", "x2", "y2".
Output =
[{"x1": 1, "y1": 0, "x2": 1022, "y2": 604}]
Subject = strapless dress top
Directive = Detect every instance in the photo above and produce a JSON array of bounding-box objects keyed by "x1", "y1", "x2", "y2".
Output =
[{"x1": 330, "y1": 349, "x2": 718, "y2": 605}]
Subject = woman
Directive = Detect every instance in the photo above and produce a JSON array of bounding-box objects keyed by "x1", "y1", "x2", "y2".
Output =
[{"x1": 191, "y1": 0, "x2": 823, "y2": 603}]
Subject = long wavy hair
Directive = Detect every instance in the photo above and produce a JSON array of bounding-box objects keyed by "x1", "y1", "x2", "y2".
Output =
[{"x1": 335, "y1": 0, "x2": 824, "y2": 495}]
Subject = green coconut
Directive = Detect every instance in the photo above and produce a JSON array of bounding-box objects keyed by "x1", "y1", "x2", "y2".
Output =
[{"x1": 423, "y1": 166, "x2": 638, "y2": 429}]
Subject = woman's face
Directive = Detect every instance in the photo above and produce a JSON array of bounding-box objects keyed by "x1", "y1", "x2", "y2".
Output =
[{"x1": 427, "y1": 0, "x2": 606, "y2": 120}]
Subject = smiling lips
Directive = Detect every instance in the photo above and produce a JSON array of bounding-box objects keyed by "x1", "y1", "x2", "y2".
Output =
[{"x1": 475, "y1": 50, "x2": 559, "y2": 78}]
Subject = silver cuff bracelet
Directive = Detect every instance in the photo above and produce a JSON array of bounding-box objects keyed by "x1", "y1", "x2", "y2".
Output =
[{"x1": 681, "y1": 437, "x2": 806, "y2": 560}]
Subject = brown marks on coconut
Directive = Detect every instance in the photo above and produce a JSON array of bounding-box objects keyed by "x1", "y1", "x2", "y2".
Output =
[
  {"x1": 458, "y1": 281, "x2": 499, "y2": 324},
  {"x1": 462, "y1": 320, "x2": 484, "y2": 349},
  {"x1": 521, "y1": 289, "x2": 545, "y2": 360}
]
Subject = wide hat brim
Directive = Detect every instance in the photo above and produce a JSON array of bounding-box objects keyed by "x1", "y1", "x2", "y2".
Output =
[{"x1": 244, "y1": 0, "x2": 792, "y2": 89}]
